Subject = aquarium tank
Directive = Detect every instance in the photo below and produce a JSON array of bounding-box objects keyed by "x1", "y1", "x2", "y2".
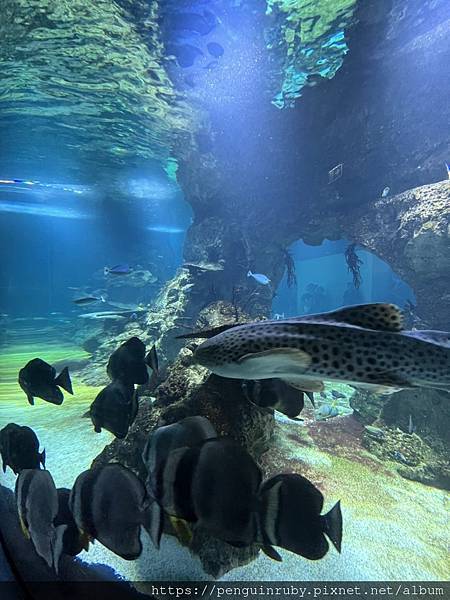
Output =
[{"x1": 0, "y1": 0, "x2": 449, "y2": 598}]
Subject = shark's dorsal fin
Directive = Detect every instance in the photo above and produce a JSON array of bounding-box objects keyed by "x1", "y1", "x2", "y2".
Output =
[
  {"x1": 298, "y1": 303, "x2": 404, "y2": 332},
  {"x1": 176, "y1": 323, "x2": 244, "y2": 339}
]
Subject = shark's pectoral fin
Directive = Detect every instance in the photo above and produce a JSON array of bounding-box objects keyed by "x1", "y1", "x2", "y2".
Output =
[
  {"x1": 352, "y1": 372, "x2": 411, "y2": 395},
  {"x1": 282, "y1": 378, "x2": 324, "y2": 394},
  {"x1": 237, "y1": 348, "x2": 311, "y2": 376},
  {"x1": 352, "y1": 383, "x2": 401, "y2": 396}
]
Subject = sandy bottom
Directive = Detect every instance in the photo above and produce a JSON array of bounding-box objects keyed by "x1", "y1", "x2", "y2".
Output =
[{"x1": 0, "y1": 328, "x2": 448, "y2": 582}]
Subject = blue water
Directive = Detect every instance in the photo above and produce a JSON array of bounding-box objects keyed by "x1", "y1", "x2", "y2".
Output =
[
  {"x1": 0, "y1": 0, "x2": 448, "y2": 588},
  {"x1": 0, "y1": 178, "x2": 192, "y2": 316}
]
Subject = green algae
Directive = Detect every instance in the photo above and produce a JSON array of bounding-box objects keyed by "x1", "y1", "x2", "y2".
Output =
[
  {"x1": 0, "y1": 340, "x2": 92, "y2": 405},
  {"x1": 266, "y1": 0, "x2": 357, "y2": 107},
  {"x1": 0, "y1": 330, "x2": 112, "y2": 490}
]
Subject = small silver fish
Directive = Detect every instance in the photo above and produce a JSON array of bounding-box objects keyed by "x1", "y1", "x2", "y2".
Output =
[
  {"x1": 392, "y1": 450, "x2": 409, "y2": 464},
  {"x1": 364, "y1": 425, "x2": 385, "y2": 440},
  {"x1": 247, "y1": 270, "x2": 271, "y2": 285},
  {"x1": 316, "y1": 404, "x2": 339, "y2": 420},
  {"x1": 381, "y1": 186, "x2": 390, "y2": 198},
  {"x1": 73, "y1": 295, "x2": 106, "y2": 305}
]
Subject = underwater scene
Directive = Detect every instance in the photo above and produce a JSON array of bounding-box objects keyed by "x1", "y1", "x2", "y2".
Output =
[{"x1": 0, "y1": 0, "x2": 449, "y2": 596}]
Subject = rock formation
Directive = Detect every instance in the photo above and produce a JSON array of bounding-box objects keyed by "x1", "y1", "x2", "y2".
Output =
[{"x1": 87, "y1": 0, "x2": 450, "y2": 577}]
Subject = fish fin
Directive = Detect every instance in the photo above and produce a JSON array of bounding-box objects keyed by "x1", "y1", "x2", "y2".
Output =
[
  {"x1": 53, "y1": 525, "x2": 67, "y2": 575},
  {"x1": 2, "y1": 458, "x2": 6, "y2": 473},
  {"x1": 176, "y1": 323, "x2": 244, "y2": 339},
  {"x1": 282, "y1": 378, "x2": 323, "y2": 393},
  {"x1": 169, "y1": 516, "x2": 193, "y2": 547},
  {"x1": 40, "y1": 449, "x2": 46, "y2": 468},
  {"x1": 143, "y1": 499, "x2": 163, "y2": 550},
  {"x1": 299, "y1": 303, "x2": 404, "y2": 332},
  {"x1": 54, "y1": 367, "x2": 73, "y2": 395},
  {"x1": 79, "y1": 530, "x2": 91, "y2": 552},
  {"x1": 145, "y1": 345, "x2": 159, "y2": 373},
  {"x1": 27, "y1": 393, "x2": 35, "y2": 406},
  {"x1": 81, "y1": 410, "x2": 91, "y2": 418},
  {"x1": 305, "y1": 391, "x2": 315, "y2": 407},
  {"x1": 238, "y1": 349, "x2": 311, "y2": 373},
  {"x1": 404, "y1": 329, "x2": 450, "y2": 348},
  {"x1": 322, "y1": 500, "x2": 343, "y2": 553},
  {"x1": 355, "y1": 371, "x2": 412, "y2": 394},
  {"x1": 260, "y1": 480, "x2": 283, "y2": 547},
  {"x1": 94, "y1": 424, "x2": 102, "y2": 433},
  {"x1": 19, "y1": 515, "x2": 30, "y2": 539},
  {"x1": 261, "y1": 545, "x2": 283, "y2": 562}
]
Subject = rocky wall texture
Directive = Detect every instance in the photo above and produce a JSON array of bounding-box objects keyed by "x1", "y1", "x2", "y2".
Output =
[{"x1": 300, "y1": 181, "x2": 450, "y2": 330}]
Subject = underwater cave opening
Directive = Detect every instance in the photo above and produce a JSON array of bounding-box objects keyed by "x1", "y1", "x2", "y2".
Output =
[{"x1": 272, "y1": 239, "x2": 416, "y2": 319}]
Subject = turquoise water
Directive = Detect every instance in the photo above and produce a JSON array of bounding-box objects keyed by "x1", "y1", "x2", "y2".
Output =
[{"x1": 0, "y1": 0, "x2": 449, "y2": 588}]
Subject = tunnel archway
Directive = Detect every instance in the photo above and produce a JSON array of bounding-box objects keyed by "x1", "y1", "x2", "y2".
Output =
[{"x1": 272, "y1": 239, "x2": 416, "y2": 319}]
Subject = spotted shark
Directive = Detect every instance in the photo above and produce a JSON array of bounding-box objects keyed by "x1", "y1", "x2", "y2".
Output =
[{"x1": 178, "y1": 304, "x2": 450, "y2": 394}]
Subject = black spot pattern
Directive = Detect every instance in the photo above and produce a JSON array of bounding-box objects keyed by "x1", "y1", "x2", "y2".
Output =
[{"x1": 195, "y1": 317, "x2": 450, "y2": 390}]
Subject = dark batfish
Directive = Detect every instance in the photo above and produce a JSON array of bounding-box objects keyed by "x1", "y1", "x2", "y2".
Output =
[
  {"x1": 258, "y1": 473, "x2": 342, "y2": 560},
  {"x1": 107, "y1": 336, "x2": 158, "y2": 385},
  {"x1": 69, "y1": 464, "x2": 160, "y2": 559},
  {"x1": 54, "y1": 488, "x2": 86, "y2": 558},
  {"x1": 190, "y1": 438, "x2": 262, "y2": 546},
  {"x1": 0, "y1": 423, "x2": 45, "y2": 474},
  {"x1": 18, "y1": 358, "x2": 73, "y2": 406},
  {"x1": 207, "y1": 42, "x2": 224, "y2": 58},
  {"x1": 15, "y1": 469, "x2": 66, "y2": 572},
  {"x1": 242, "y1": 379, "x2": 315, "y2": 420},
  {"x1": 152, "y1": 438, "x2": 280, "y2": 555},
  {"x1": 89, "y1": 380, "x2": 137, "y2": 439},
  {"x1": 142, "y1": 416, "x2": 217, "y2": 493}
]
